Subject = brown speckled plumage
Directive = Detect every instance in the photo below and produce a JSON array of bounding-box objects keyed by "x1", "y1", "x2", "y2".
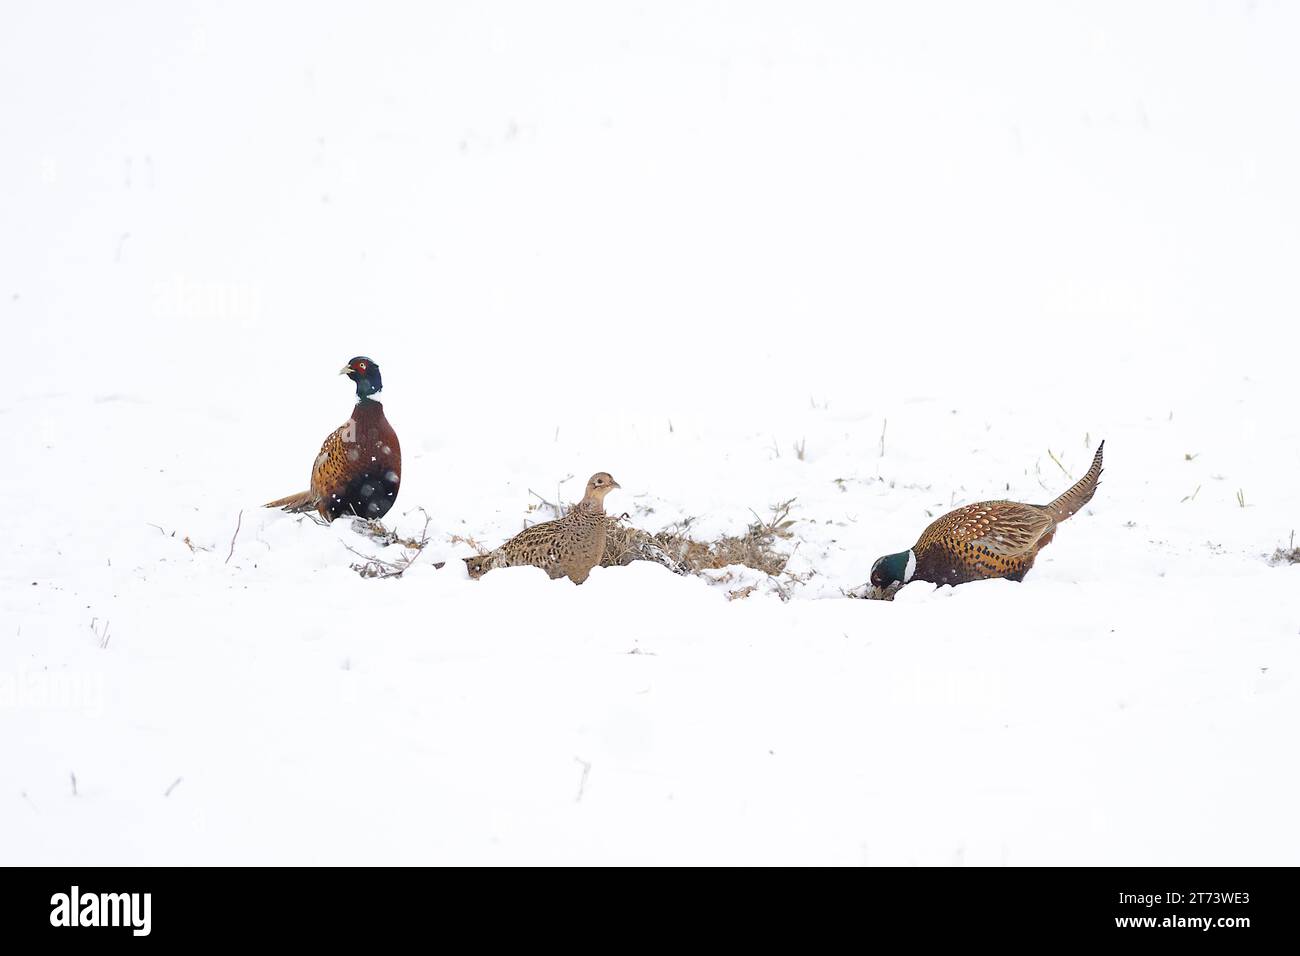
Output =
[
  {"x1": 465, "y1": 473, "x2": 620, "y2": 584},
  {"x1": 264, "y1": 357, "x2": 401, "y2": 522},
  {"x1": 873, "y1": 442, "x2": 1104, "y2": 588}
]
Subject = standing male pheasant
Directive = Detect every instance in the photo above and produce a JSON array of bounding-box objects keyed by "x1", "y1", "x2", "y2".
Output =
[
  {"x1": 870, "y1": 442, "x2": 1104, "y2": 589},
  {"x1": 264, "y1": 357, "x2": 402, "y2": 522},
  {"x1": 464, "y1": 473, "x2": 620, "y2": 585}
]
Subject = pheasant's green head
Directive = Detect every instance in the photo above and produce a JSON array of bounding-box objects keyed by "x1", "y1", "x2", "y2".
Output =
[
  {"x1": 870, "y1": 550, "x2": 916, "y2": 588},
  {"x1": 341, "y1": 356, "x2": 383, "y2": 399}
]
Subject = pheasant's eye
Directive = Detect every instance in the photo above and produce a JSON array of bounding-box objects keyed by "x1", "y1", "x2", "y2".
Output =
[{"x1": 358, "y1": 361, "x2": 367, "y2": 371}]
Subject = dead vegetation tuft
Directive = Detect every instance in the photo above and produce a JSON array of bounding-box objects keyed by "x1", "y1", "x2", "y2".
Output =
[
  {"x1": 350, "y1": 516, "x2": 434, "y2": 550},
  {"x1": 601, "y1": 521, "x2": 689, "y2": 575},
  {"x1": 601, "y1": 498, "x2": 799, "y2": 581},
  {"x1": 345, "y1": 510, "x2": 444, "y2": 578},
  {"x1": 1268, "y1": 531, "x2": 1299, "y2": 566}
]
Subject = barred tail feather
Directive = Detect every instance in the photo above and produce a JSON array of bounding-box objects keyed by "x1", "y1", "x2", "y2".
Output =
[
  {"x1": 1044, "y1": 441, "x2": 1104, "y2": 523},
  {"x1": 263, "y1": 490, "x2": 320, "y2": 513}
]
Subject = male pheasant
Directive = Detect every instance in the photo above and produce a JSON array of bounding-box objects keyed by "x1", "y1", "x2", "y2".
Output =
[
  {"x1": 264, "y1": 357, "x2": 402, "y2": 522},
  {"x1": 870, "y1": 442, "x2": 1104, "y2": 589},
  {"x1": 464, "y1": 473, "x2": 620, "y2": 585}
]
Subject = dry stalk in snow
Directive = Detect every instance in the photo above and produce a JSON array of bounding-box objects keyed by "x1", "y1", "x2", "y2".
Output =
[{"x1": 346, "y1": 511, "x2": 442, "y2": 578}]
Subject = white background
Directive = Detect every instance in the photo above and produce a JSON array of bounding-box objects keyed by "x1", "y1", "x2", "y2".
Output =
[{"x1": 2, "y1": 1, "x2": 1298, "y2": 863}]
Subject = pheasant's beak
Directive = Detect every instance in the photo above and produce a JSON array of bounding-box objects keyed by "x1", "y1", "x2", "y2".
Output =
[
  {"x1": 611, "y1": 480, "x2": 622, "y2": 490},
  {"x1": 339, "y1": 366, "x2": 353, "y2": 376}
]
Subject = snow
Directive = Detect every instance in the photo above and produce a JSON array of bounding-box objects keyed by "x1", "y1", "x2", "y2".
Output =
[{"x1": 2, "y1": 1, "x2": 1299, "y2": 864}]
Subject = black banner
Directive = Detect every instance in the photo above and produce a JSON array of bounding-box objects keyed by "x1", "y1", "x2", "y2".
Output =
[{"x1": 0, "y1": 867, "x2": 1291, "y2": 944}]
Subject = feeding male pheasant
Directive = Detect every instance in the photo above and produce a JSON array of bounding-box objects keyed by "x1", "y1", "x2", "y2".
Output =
[
  {"x1": 264, "y1": 357, "x2": 402, "y2": 522},
  {"x1": 870, "y1": 442, "x2": 1104, "y2": 589},
  {"x1": 464, "y1": 473, "x2": 620, "y2": 585}
]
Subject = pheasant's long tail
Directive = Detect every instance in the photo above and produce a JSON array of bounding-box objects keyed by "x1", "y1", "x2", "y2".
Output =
[
  {"x1": 1043, "y1": 441, "x2": 1104, "y2": 523},
  {"x1": 263, "y1": 490, "x2": 320, "y2": 513}
]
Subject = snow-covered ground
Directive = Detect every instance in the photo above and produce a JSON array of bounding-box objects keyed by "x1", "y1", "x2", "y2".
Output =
[{"x1": 3, "y1": 2, "x2": 1298, "y2": 864}]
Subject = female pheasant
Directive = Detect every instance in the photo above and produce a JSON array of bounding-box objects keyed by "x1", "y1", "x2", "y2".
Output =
[
  {"x1": 464, "y1": 473, "x2": 620, "y2": 585},
  {"x1": 264, "y1": 357, "x2": 402, "y2": 522},
  {"x1": 870, "y1": 442, "x2": 1104, "y2": 589}
]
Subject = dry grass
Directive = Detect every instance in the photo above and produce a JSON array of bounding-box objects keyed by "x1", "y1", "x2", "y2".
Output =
[
  {"x1": 351, "y1": 516, "x2": 431, "y2": 550},
  {"x1": 1268, "y1": 531, "x2": 1299, "y2": 566},
  {"x1": 602, "y1": 498, "x2": 798, "y2": 580},
  {"x1": 447, "y1": 532, "x2": 492, "y2": 555},
  {"x1": 345, "y1": 511, "x2": 443, "y2": 578},
  {"x1": 601, "y1": 522, "x2": 689, "y2": 575}
]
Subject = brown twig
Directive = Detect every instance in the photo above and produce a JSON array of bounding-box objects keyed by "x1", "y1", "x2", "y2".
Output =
[{"x1": 225, "y1": 510, "x2": 243, "y2": 565}]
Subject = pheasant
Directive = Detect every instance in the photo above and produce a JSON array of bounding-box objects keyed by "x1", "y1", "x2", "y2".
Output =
[
  {"x1": 264, "y1": 357, "x2": 402, "y2": 522},
  {"x1": 870, "y1": 442, "x2": 1104, "y2": 589},
  {"x1": 464, "y1": 473, "x2": 621, "y2": 584}
]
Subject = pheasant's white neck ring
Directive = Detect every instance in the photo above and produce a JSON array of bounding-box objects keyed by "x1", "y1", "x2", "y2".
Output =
[{"x1": 903, "y1": 549, "x2": 917, "y2": 583}]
